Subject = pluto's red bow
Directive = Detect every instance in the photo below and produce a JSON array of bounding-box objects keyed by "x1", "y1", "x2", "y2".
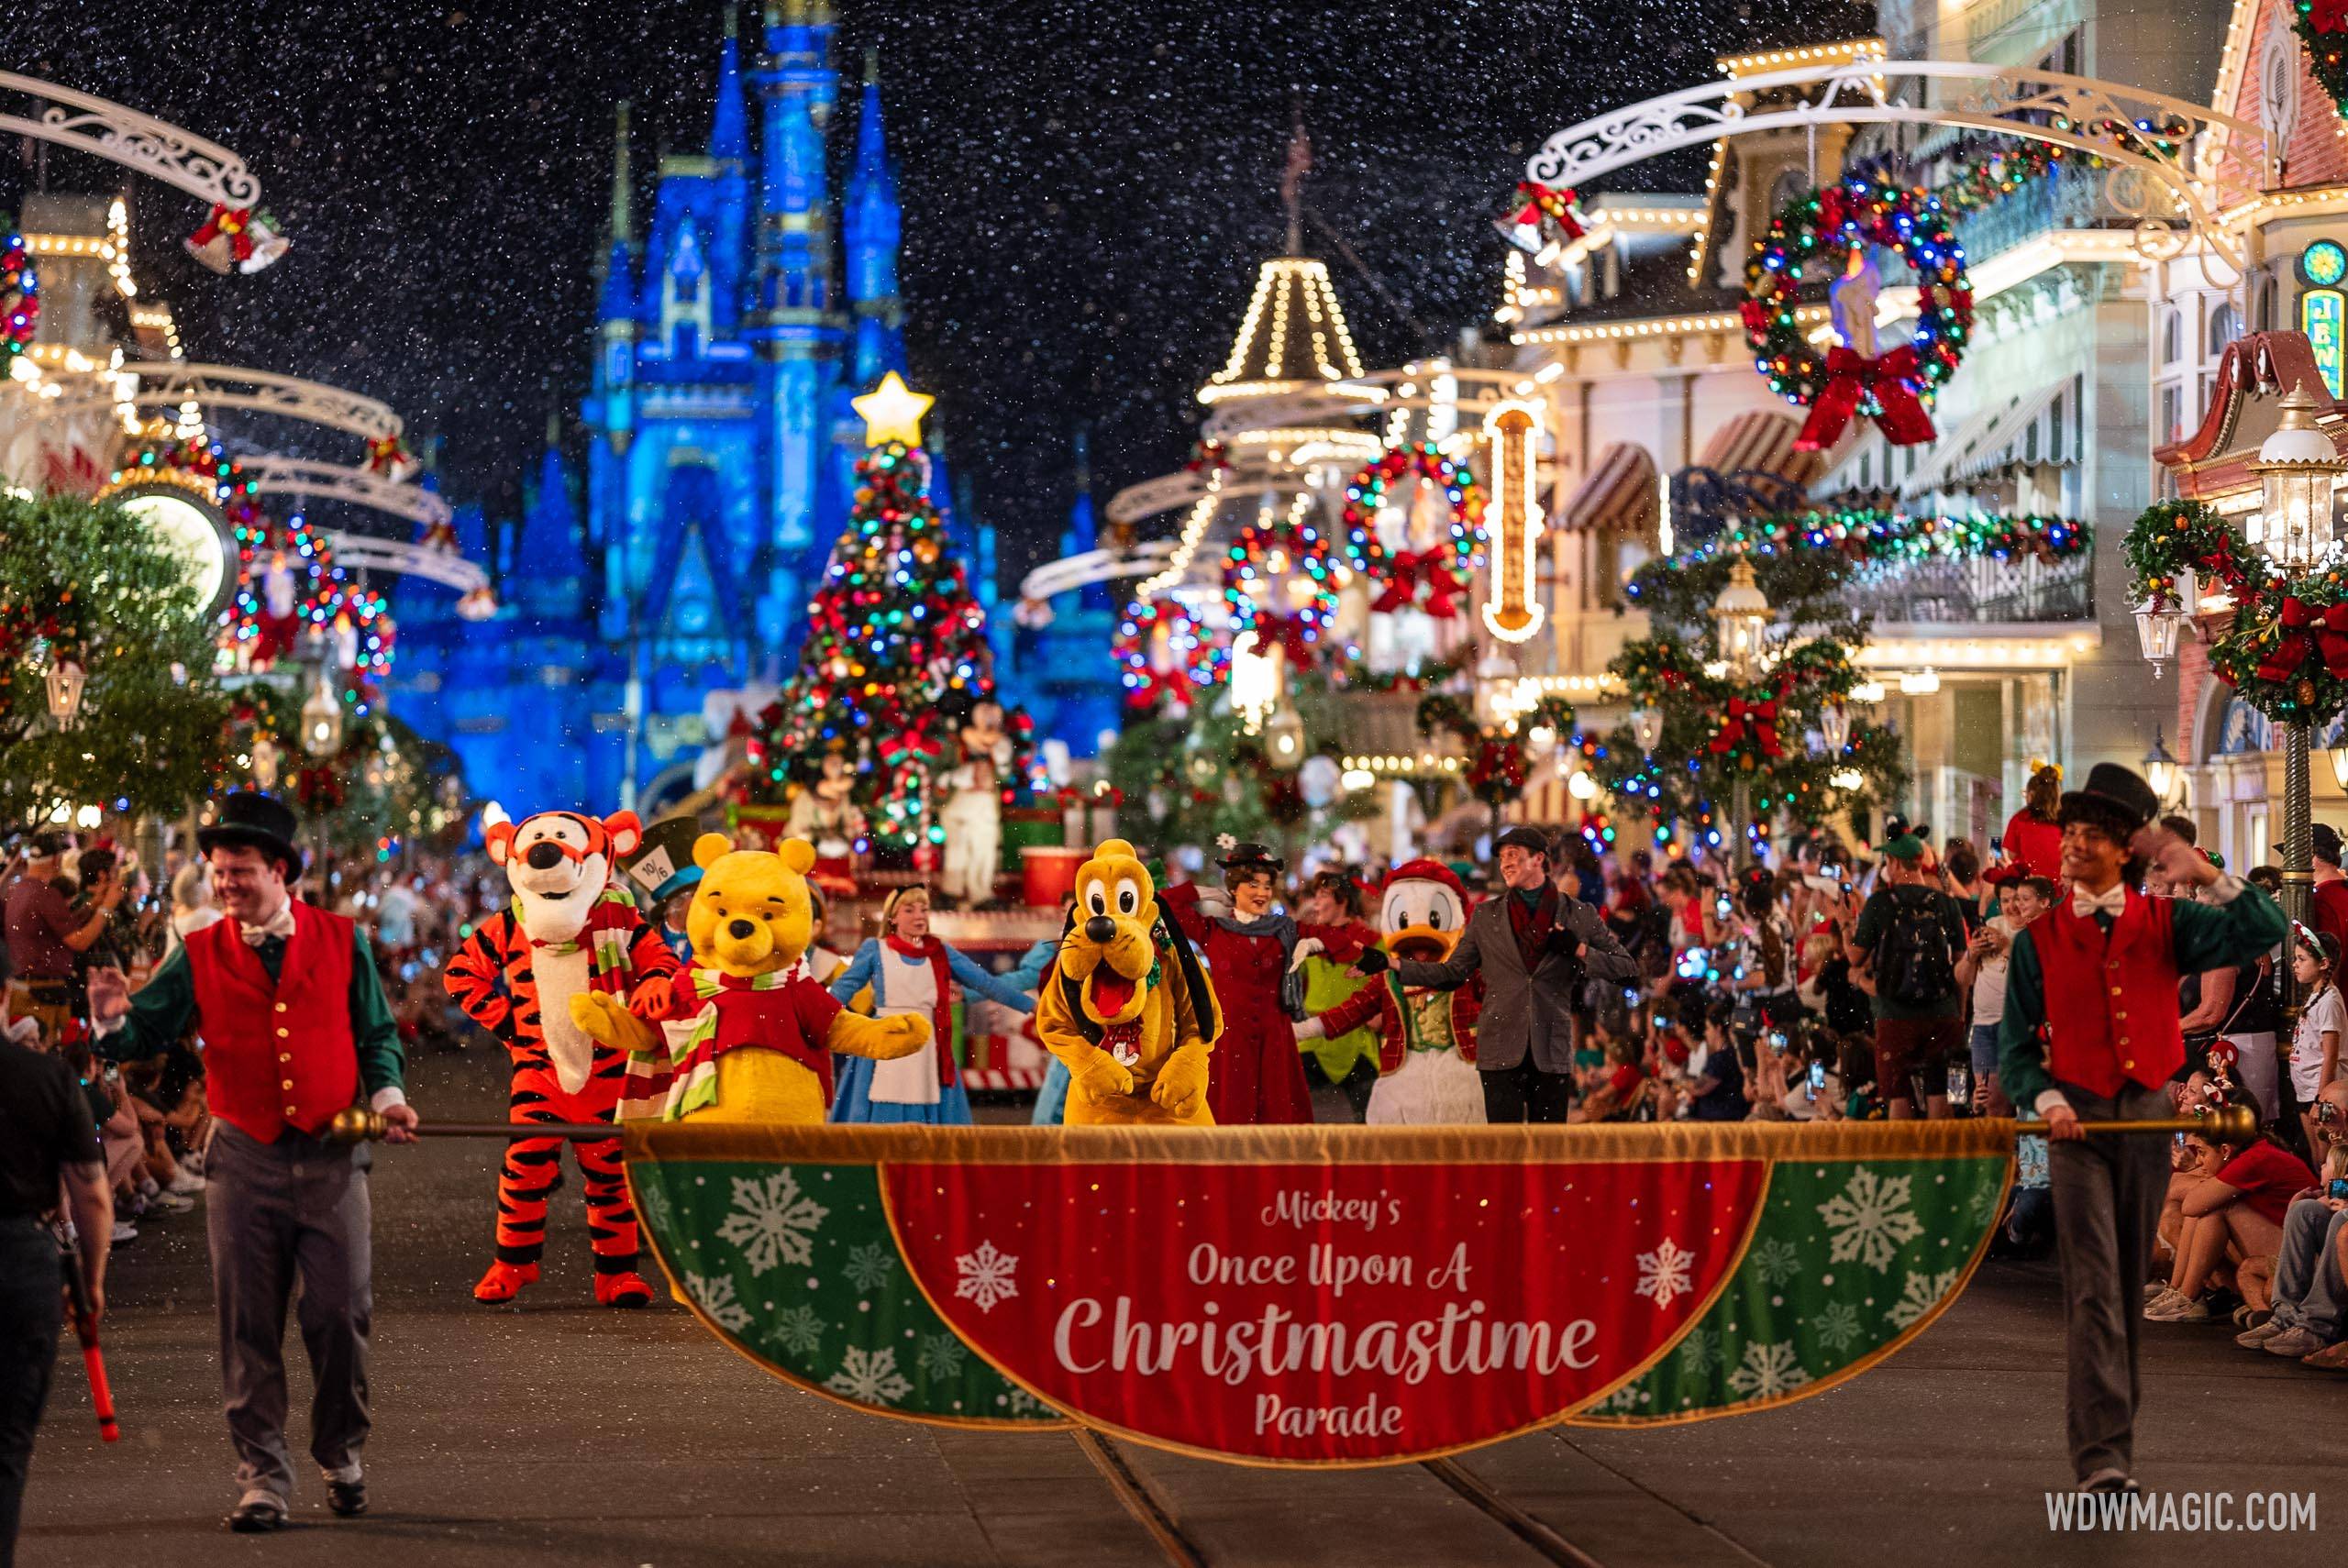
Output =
[{"x1": 1794, "y1": 346, "x2": 1939, "y2": 452}]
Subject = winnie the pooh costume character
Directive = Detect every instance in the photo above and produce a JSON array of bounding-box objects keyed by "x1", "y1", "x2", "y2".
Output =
[
  {"x1": 573, "y1": 834, "x2": 928, "y2": 1123},
  {"x1": 1034, "y1": 840, "x2": 1221, "y2": 1126}
]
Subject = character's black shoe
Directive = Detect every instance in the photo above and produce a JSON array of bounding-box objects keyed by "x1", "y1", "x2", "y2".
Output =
[
  {"x1": 227, "y1": 1497, "x2": 288, "y2": 1532},
  {"x1": 326, "y1": 1478, "x2": 368, "y2": 1517}
]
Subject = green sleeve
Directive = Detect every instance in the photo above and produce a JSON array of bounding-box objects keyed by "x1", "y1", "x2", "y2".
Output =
[
  {"x1": 2170, "y1": 881, "x2": 2288, "y2": 975},
  {"x1": 349, "y1": 930, "x2": 406, "y2": 1097},
  {"x1": 93, "y1": 944, "x2": 196, "y2": 1062},
  {"x1": 1997, "y1": 926, "x2": 2053, "y2": 1110}
]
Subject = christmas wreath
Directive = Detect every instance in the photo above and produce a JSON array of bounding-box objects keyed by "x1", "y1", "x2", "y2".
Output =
[
  {"x1": 1741, "y1": 177, "x2": 1972, "y2": 451},
  {"x1": 2122, "y1": 497, "x2": 2348, "y2": 722},
  {"x1": 2294, "y1": 0, "x2": 2348, "y2": 120},
  {"x1": 1341, "y1": 443, "x2": 1488, "y2": 617},
  {"x1": 2, "y1": 234, "x2": 37, "y2": 361},
  {"x1": 1113, "y1": 598, "x2": 1224, "y2": 712},
  {"x1": 1224, "y1": 515, "x2": 1340, "y2": 668}
]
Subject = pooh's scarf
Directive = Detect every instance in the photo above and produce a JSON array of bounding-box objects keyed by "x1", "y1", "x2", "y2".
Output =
[{"x1": 626, "y1": 962, "x2": 851, "y2": 1121}]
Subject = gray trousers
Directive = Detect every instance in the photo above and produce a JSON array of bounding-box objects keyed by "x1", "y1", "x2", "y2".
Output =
[
  {"x1": 2047, "y1": 1080, "x2": 2169, "y2": 1483},
  {"x1": 205, "y1": 1122, "x2": 372, "y2": 1502},
  {"x1": 2267, "y1": 1197, "x2": 2348, "y2": 1341}
]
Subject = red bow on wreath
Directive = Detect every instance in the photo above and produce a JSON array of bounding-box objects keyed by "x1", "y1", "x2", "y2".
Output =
[
  {"x1": 2311, "y1": 0, "x2": 2348, "y2": 29},
  {"x1": 366, "y1": 436, "x2": 413, "y2": 476},
  {"x1": 1508, "y1": 182, "x2": 1585, "y2": 241},
  {"x1": 1794, "y1": 346, "x2": 1939, "y2": 451},
  {"x1": 2256, "y1": 597, "x2": 2348, "y2": 682},
  {"x1": 1370, "y1": 550, "x2": 1465, "y2": 619},
  {"x1": 1250, "y1": 613, "x2": 1320, "y2": 670},
  {"x1": 189, "y1": 204, "x2": 254, "y2": 261},
  {"x1": 1711, "y1": 697, "x2": 1784, "y2": 759}
]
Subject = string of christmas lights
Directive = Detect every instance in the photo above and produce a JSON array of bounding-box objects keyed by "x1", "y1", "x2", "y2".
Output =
[{"x1": 1, "y1": 234, "x2": 36, "y2": 359}]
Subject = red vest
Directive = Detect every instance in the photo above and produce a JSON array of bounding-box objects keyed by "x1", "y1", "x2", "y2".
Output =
[
  {"x1": 2033, "y1": 891, "x2": 2184, "y2": 1098},
  {"x1": 186, "y1": 901, "x2": 360, "y2": 1143}
]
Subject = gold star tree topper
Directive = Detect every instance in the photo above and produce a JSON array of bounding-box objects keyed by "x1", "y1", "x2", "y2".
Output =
[{"x1": 852, "y1": 371, "x2": 935, "y2": 448}]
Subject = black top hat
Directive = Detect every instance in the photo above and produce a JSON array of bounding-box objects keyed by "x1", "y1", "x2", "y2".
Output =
[
  {"x1": 197, "y1": 791, "x2": 306, "y2": 875},
  {"x1": 1214, "y1": 840, "x2": 1285, "y2": 875},
  {"x1": 2057, "y1": 762, "x2": 2159, "y2": 839}
]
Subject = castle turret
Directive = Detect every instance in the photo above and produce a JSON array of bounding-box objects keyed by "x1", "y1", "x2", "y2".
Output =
[
  {"x1": 844, "y1": 49, "x2": 907, "y2": 389},
  {"x1": 592, "y1": 103, "x2": 639, "y2": 460},
  {"x1": 707, "y1": 7, "x2": 749, "y2": 333}
]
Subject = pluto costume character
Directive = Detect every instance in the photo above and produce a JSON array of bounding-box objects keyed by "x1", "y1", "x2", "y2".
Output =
[
  {"x1": 575, "y1": 834, "x2": 929, "y2": 1123},
  {"x1": 1298, "y1": 859, "x2": 1485, "y2": 1124},
  {"x1": 1034, "y1": 840, "x2": 1221, "y2": 1126},
  {"x1": 443, "y1": 807, "x2": 679, "y2": 1306}
]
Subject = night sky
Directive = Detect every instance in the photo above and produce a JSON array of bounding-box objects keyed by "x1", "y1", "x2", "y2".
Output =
[{"x1": 14, "y1": 0, "x2": 1865, "y2": 584}]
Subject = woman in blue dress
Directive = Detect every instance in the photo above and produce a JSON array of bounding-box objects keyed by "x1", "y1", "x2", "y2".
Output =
[{"x1": 828, "y1": 885, "x2": 1036, "y2": 1124}]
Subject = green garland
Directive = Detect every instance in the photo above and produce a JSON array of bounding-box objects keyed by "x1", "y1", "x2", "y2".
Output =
[
  {"x1": 1672, "y1": 507, "x2": 2088, "y2": 570},
  {"x1": 2293, "y1": 1, "x2": 2348, "y2": 121}
]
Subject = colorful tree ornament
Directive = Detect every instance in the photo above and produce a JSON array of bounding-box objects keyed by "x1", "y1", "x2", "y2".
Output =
[
  {"x1": 1741, "y1": 177, "x2": 1973, "y2": 451},
  {"x1": 1112, "y1": 597, "x2": 1226, "y2": 712},
  {"x1": 1341, "y1": 441, "x2": 1486, "y2": 616},
  {"x1": 1, "y1": 234, "x2": 37, "y2": 360}
]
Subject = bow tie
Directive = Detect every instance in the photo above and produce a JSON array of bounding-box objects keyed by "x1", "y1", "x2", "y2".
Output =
[
  {"x1": 2071, "y1": 885, "x2": 2127, "y2": 921},
  {"x1": 239, "y1": 901, "x2": 296, "y2": 945}
]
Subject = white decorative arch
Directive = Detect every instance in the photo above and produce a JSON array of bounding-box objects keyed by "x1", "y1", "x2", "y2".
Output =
[
  {"x1": 1526, "y1": 60, "x2": 2269, "y2": 274},
  {"x1": 241, "y1": 455, "x2": 450, "y2": 533},
  {"x1": 0, "y1": 72, "x2": 263, "y2": 210},
  {"x1": 1017, "y1": 542, "x2": 1175, "y2": 603},
  {"x1": 323, "y1": 533, "x2": 487, "y2": 596},
  {"x1": 36, "y1": 362, "x2": 404, "y2": 444}
]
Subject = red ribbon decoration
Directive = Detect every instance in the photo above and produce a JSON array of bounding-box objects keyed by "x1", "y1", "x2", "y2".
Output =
[
  {"x1": 2256, "y1": 596, "x2": 2320, "y2": 683},
  {"x1": 1509, "y1": 182, "x2": 1584, "y2": 240},
  {"x1": 366, "y1": 436, "x2": 412, "y2": 475},
  {"x1": 2320, "y1": 602, "x2": 2348, "y2": 679},
  {"x1": 1794, "y1": 346, "x2": 1939, "y2": 451},
  {"x1": 1251, "y1": 613, "x2": 1320, "y2": 670},
  {"x1": 2311, "y1": 0, "x2": 2348, "y2": 31},
  {"x1": 1370, "y1": 550, "x2": 1466, "y2": 619},
  {"x1": 1711, "y1": 698, "x2": 1784, "y2": 759},
  {"x1": 188, "y1": 204, "x2": 255, "y2": 262}
]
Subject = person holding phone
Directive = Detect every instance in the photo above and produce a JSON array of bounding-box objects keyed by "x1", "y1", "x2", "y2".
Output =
[{"x1": 1997, "y1": 764, "x2": 2287, "y2": 1494}]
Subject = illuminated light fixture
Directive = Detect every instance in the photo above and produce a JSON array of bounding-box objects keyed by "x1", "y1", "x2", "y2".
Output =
[
  {"x1": 1848, "y1": 680, "x2": 1887, "y2": 703},
  {"x1": 1264, "y1": 708, "x2": 1306, "y2": 771},
  {"x1": 2331, "y1": 739, "x2": 2348, "y2": 792},
  {"x1": 1820, "y1": 700, "x2": 1852, "y2": 755},
  {"x1": 2254, "y1": 381, "x2": 2343, "y2": 574},
  {"x1": 1830, "y1": 767, "x2": 1866, "y2": 790},
  {"x1": 1479, "y1": 400, "x2": 1547, "y2": 644},
  {"x1": 2143, "y1": 728, "x2": 2182, "y2": 807},
  {"x1": 75, "y1": 803, "x2": 102, "y2": 830},
  {"x1": 1341, "y1": 767, "x2": 1376, "y2": 790},
  {"x1": 851, "y1": 370, "x2": 935, "y2": 448},
  {"x1": 2134, "y1": 595, "x2": 2184, "y2": 679},
  {"x1": 1899, "y1": 668, "x2": 1942, "y2": 696},
  {"x1": 1567, "y1": 768, "x2": 1599, "y2": 801},
  {"x1": 250, "y1": 734, "x2": 282, "y2": 790},
  {"x1": 1228, "y1": 631, "x2": 1283, "y2": 735},
  {"x1": 1710, "y1": 557, "x2": 1770, "y2": 682},
  {"x1": 43, "y1": 657, "x2": 86, "y2": 728},
  {"x1": 300, "y1": 673, "x2": 344, "y2": 757},
  {"x1": 1630, "y1": 705, "x2": 1664, "y2": 754}
]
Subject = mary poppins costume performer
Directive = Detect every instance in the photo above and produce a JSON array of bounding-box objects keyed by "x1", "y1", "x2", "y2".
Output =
[
  {"x1": 87, "y1": 791, "x2": 415, "y2": 1533},
  {"x1": 1162, "y1": 841, "x2": 1312, "y2": 1125}
]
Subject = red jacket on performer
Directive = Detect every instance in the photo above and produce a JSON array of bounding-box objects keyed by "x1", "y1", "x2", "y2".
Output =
[
  {"x1": 185, "y1": 901, "x2": 360, "y2": 1143},
  {"x1": 1309, "y1": 971, "x2": 1480, "y2": 1075},
  {"x1": 2030, "y1": 890, "x2": 2183, "y2": 1098}
]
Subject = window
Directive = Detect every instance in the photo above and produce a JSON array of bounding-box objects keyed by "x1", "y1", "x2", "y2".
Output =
[
  {"x1": 2262, "y1": 36, "x2": 2298, "y2": 161},
  {"x1": 1767, "y1": 166, "x2": 1807, "y2": 219},
  {"x1": 2255, "y1": 272, "x2": 2281, "y2": 332},
  {"x1": 2208, "y1": 302, "x2": 2241, "y2": 357},
  {"x1": 2161, "y1": 307, "x2": 2182, "y2": 364},
  {"x1": 2162, "y1": 385, "x2": 2182, "y2": 446}
]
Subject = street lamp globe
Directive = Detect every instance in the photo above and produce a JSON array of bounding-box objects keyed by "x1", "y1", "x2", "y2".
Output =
[
  {"x1": 300, "y1": 676, "x2": 344, "y2": 758},
  {"x1": 2253, "y1": 381, "x2": 2344, "y2": 574},
  {"x1": 42, "y1": 657, "x2": 86, "y2": 729},
  {"x1": 2133, "y1": 596, "x2": 2185, "y2": 678},
  {"x1": 1711, "y1": 556, "x2": 1771, "y2": 682},
  {"x1": 2143, "y1": 728, "x2": 2181, "y2": 807},
  {"x1": 1263, "y1": 707, "x2": 1306, "y2": 772},
  {"x1": 1629, "y1": 705, "x2": 1664, "y2": 755},
  {"x1": 1820, "y1": 700, "x2": 1853, "y2": 756},
  {"x1": 2330, "y1": 738, "x2": 2348, "y2": 792}
]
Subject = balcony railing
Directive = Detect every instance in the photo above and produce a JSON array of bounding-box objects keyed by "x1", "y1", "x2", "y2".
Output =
[
  {"x1": 1944, "y1": 153, "x2": 2104, "y2": 266},
  {"x1": 1842, "y1": 550, "x2": 2093, "y2": 625}
]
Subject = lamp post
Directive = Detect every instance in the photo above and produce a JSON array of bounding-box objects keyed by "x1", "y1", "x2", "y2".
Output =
[
  {"x1": 2143, "y1": 729, "x2": 2181, "y2": 812},
  {"x1": 300, "y1": 671, "x2": 343, "y2": 899},
  {"x1": 1711, "y1": 556, "x2": 1772, "y2": 869},
  {"x1": 42, "y1": 655, "x2": 86, "y2": 729},
  {"x1": 2251, "y1": 383, "x2": 2346, "y2": 999}
]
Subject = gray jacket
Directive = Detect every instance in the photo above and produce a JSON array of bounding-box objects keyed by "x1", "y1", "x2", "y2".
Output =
[{"x1": 1393, "y1": 892, "x2": 1638, "y2": 1075}]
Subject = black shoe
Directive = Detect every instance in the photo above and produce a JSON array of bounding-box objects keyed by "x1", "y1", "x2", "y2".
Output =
[
  {"x1": 227, "y1": 1497, "x2": 287, "y2": 1533},
  {"x1": 326, "y1": 1478, "x2": 368, "y2": 1517}
]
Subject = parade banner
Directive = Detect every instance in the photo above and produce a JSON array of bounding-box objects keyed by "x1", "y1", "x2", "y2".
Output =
[{"x1": 625, "y1": 1121, "x2": 2011, "y2": 1466}]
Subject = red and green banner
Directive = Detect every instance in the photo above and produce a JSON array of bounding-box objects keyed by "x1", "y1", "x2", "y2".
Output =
[{"x1": 625, "y1": 1121, "x2": 2011, "y2": 1465}]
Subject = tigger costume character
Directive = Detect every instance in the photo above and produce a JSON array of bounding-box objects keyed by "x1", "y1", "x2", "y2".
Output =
[{"x1": 443, "y1": 806, "x2": 679, "y2": 1306}]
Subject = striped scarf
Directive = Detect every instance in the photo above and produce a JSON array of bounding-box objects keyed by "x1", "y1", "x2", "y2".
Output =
[{"x1": 628, "y1": 960, "x2": 812, "y2": 1123}]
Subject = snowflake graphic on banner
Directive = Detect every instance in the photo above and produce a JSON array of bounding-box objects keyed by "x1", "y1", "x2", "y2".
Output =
[
  {"x1": 1725, "y1": 1339, "x2": 1811, "y2": 1401},
  {"x1": 1677, "y1": 1325, "x2": 1719, "y2": 1376},
  {"x1": 995, "y1": 1386, "x2": 1048, "y2": 1419},
  {"x1": 683, "y1": 1271, "x2": 753, "y2": 1332},
  {"x1": 1750, "y1": 1236, "x2": 1802, "y2": 1286},
  {"x1": 1885, "y1": 1268, "x2": 1961, "y2": 1331},
  {"x1": 955, "y1": 1241, "x2": 1020, "y2": 1313},
  {"x1": 1812, "y1": 1300, "x2": 1864, "y2": 1356},
  {"x1": 771, "y1": 1302, "x2": 826, "y2": 1358},
  {"x1": 1634, "y1": 1238, "x2": 1696, "y2": 1309},
  {"x1": 716, "y1": 1170, "x2": 829, "y2": 1276},
  {"x1": 1590, "y1": 1383, "x2": 1645, "y2": 1416},
  {"x1": 917, "y1": 1332, "x2": 969, "y2": 1382},
  {"x1": 843, "y1": 1241, "x2": 897, "y2": 1293},
  {"x1": 1817, "y1": 1166, "x2": 1925, "y2": 1272},
  {"x1": 825, "y1": 1345, "x2": 914, "y2": 1407}
]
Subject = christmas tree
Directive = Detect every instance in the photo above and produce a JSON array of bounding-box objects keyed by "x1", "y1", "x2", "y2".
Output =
[{"x1": 757, "y1": 378, "x2": 998, "y2": 854}]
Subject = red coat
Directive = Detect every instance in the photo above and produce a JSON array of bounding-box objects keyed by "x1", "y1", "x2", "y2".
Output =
[
  {"x1": 2001, "y1": 812, "x2": 2063, "y2": 882},
  {"x1": 2033, "y1": 890, "x2": 2184, "y2": 1097},
  {"x1": 1312, "y1": 971, "x2": 1479, "y2": 1075},
  {"x1": 185, "y1": 902, "x2": 358, "y2": 1143}
]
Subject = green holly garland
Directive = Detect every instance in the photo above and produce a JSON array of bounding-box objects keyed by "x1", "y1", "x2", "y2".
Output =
[{"x1": 2292, "y1": 0, "x2": 2348, "y2": 120}]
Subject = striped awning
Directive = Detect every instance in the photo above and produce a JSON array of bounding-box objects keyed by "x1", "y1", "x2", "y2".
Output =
[
  {"x1": 1903, "y1": 377, "x2": 2080, "y2": 499},
  {"x1": 1557, "y1": 441, "x2": 1658, "y2": 536},
  {"x1": 1697, "y1": 409, "x2": 1826, "y2": 490}
]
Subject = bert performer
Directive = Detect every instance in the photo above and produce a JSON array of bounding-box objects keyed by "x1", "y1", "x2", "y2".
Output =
[
  {"x1": 1998, "y1": 763, "x2": 2284, "y2": 1495},
  {"x1": 87, "y1": 792, "x2": 418, "y2": 1534}
]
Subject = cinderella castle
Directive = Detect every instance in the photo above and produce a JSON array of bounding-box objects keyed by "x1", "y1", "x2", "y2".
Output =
[{"x1": 388, "y1": 5, "x2": 1120, "y2": 814}]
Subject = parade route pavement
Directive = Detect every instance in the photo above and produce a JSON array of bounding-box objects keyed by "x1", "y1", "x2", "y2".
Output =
[{"x1": 20, "y1": 1052, "x2": 2340, "y2": 1567}]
